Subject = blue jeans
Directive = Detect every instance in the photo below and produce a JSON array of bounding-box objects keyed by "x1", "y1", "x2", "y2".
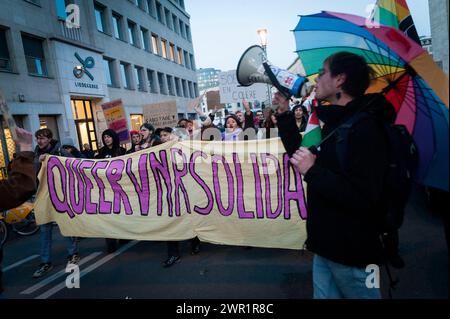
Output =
[
  {"x1": 313, "y1": 254, "x2": 381, "y2": 299},
  {"x1": 40, "y1": 223, "x2": 78, "y2": 263}
]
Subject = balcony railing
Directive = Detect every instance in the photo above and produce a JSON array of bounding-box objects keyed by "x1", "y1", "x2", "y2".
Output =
[{"x1": 59, "y1": 20, "x2": 82, "y2": 42}]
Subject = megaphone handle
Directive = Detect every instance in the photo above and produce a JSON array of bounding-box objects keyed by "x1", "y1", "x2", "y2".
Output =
[{"x1": 262, "y1": 63, "x2": 291, "y2": 100}]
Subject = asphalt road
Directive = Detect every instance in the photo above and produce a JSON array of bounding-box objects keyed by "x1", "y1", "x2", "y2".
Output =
[{"x1": 1, "y1": 185, "x2": 448, "y2": 300}]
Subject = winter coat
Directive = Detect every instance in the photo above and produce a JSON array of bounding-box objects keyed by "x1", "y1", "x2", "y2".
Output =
[{"x1": 303, "y1": 93, "x2": 395, "y2": 267}]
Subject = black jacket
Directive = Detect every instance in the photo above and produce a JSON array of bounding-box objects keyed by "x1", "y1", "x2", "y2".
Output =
[
  {"x1": 303, "y1": 94, "x2": 395, "y2": 267},
  {"x1": 278, "y1": 94, "x2": 395, "y2": 267},
  {"x1": 95, "y1": 129, "x2": 126, "y2": 159}
]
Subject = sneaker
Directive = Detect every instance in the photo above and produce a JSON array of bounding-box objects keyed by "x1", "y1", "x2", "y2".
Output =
[
  {"x1": 33, "y1": 263, "x2": 53, "y2": 278},
  {"x1": 67, "y1": 253, "x2": 80, "y2": 266},
  {"x1": 162, "y1": 255, "x2": 180, "y2": 268}
]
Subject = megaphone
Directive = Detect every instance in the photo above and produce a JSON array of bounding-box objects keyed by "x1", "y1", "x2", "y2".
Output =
[{"x1": 236, "y1": 45, "x2": 314, "y2": 99}]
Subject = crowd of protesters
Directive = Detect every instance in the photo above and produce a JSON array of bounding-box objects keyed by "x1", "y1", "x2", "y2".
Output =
[{"x1": 4, "y1": 52, "x2": 446, "y2": 300}]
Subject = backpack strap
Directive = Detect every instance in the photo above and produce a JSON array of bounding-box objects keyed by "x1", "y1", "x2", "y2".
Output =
[{"x1": 335, "y1": 112, "x2": 372, "y2": 172}]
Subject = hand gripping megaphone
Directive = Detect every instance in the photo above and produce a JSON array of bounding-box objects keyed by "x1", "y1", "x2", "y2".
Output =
[{"x1": 236, "y1": 45, "x2": 314, "y2": 99}]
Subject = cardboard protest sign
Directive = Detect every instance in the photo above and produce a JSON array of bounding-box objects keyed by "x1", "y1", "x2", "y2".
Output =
[
  {"x1": 219, "y1": 70, "x2": 268, "y2": 104},
  {"x1": 143, "y1": 101, "x2": 178, "y2": 128},
  {"x1": 101, "y1": 99, "x2": 129, "y2": 143},
  {"x1": 34, "y1": 138, "x2": 307, "y2": 250}
]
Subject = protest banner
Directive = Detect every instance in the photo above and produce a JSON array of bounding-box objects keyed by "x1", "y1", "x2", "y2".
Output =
[
  {"x1": 34, "y1": 138, "x2": 307, "y2": 250},
  {"x1": 219, "y1": 70, "x2": 268, "y2": 104},
  {"x1": 143, "y1": 101, "x2": 178, "y2": 128},
  {"x1": 101, "y1": 99, "x2": 129, "y2": 143}
]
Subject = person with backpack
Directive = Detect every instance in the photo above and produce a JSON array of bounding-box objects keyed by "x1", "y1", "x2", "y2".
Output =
[{"x1": 288, "y1": 52, "x2": 398, "y2": 299}]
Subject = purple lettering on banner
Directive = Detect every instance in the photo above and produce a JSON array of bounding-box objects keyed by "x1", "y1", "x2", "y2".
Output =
[
  {"x1": 212, "y1": 154, "x2": 234, "y2": 217},
  {"x1": 126, "y1": 155, "x2": 150, "y2": 216},
  {"x1": 171, "y1": 148, "x2": 191, "y2": 216},
  {"x1": 78, "y1": 160, "x2": 97, "y2": 214},
  {"x1": 261, "y1": 153, "x2": 283, "y2": 219},
  {"x1": 106, "y1": 159, "x2": 133, "y2": 215},
  {"x1": 283, "y1": 154, "x2": 307, "y2": 220},
  {"x1": 47, "y1": 157, "x2": 74, "y2": 218},
  {"x1": 149, "y1": 150, "x2": 173, "y2": 216},
  {"x1": 66, "y1": 159, "x2": 84, "y2": 215},
  {"x1": 250, "y1": 153, "x2": 264, "y2": 219},
  {"x1": 189, "y1": 151, "x2": 213, "y2": 215},
  {"x1": 91, "y1": 161, "x2": 112, "y2": 214},
  {"x1": 233, "y1": 153, "x2": 254, "y2": 219}
]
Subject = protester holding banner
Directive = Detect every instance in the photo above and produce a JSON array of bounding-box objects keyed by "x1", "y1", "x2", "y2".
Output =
[
  {"x1": 32, "y1": 128, "x2": 80, "y2": 278},
  {"x1": 126, "y1": 130, "x2": 142, "y2": 154},
  {"x1": 138, "y1": 123, "x2": 161, "y2": 150},
  {"x1": 222, "y1": 115, "x2": 243, "y2": 141},
  {"x1": 81, "y1": 143, "x2": 95, "y2": 159},
  {"x1": 0, "y1": 127, "x2": 36, "y2": 296},
  {"x1": 157, "y1": 129, "x2": 201, "y2": 268},
  {"x1": 289, "y1": 52, "x2": 394, "y2": 299},
  {"x1": 95, "y1": 128, "x2": 127, "y2": 253}
]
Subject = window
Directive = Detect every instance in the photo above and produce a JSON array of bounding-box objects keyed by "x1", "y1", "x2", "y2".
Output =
[
  {"x1": 157, "y1": 72, "x2": 166, "y2": 94},
  {"x1": 183, "y1": 50, "x2": 189, "y2": 69},
  {"x1": 147, "y1": 69, "x2": 157, "y2": 93},
  {"x1": 185, "y1": 25, "x2": 191, "y2": 41},
  {"x1": 169, "y1": 43, "x2": 175, "y2": 62},
  {"x1": 164, "y1": 8, "x2": 172, "y2": 29},
  {"x1": 0, "y1": 28, "x2": 11, "y2": 71},
  {"x1": 130, "y1": 114, "x2": 143, "y2": 131},
  {"x1": 193, "y1": 83, "x2": 198, "y2": 97},
  {"x1": 177, "y1": 47, "x2": 183, "y2": 65},
  {"x1": 112, "y1": 13, "x2": 123, "y2": 40},
  {"x1": 94, "y1": 3, "x2": 106, "y2": 33},
  {"x1": 167, "y1": 75, "x2": 174, "y2": 95},
  {"x1": 179, "y1": 20, "x2": 185, "y2": 38},
  {"x1": 151, "y1": 34, "x2": 159, "y2": 55},
  {"x1": 172, "y1": 14, "x2": 178, "y2": 34},
  {"x1": 140, "y1": 27, "x2": 149, "y2": 51},
  {"x1": 22, "y1": 34, "x2": 47, "y2": 76},
  {"x1": 181, "y1": 79, "x2": 187, "y2": 97},
  {"x1": 189, "y1": 54, "x2": 195, "y2": 71},
  {"x1": 174, "y1": 77, "x2": 182, "y2": 97},
  {"x1": 147, "y1": 0, "x2": 154, "y2": 17},
  {"x1": 155, "y1": 1, "x2": 163, "y2": 23},
  {"x1": 120, "y1": 62, "x2": 130, "y2": 88},
  {"x1": 134, "y1": 66, "x2": 144, "y2": 91},
  {"x1": 160, "y1": 39, "x2": 167, "y2": 59},
  {"x1": 56, "y1": 0, "x2": 72, "y2": 19},
  {"x1": 188, "y1": 81, "x2": 194, "y2": 98},
  {"x1": 103, "y1": 58, "x2": 114, "y2": 86},
  {"x1": 179, "y1": 0, "x2": 184, "y2": 9},
  {"x1": 128, "y1": 20, "x2": 137, "y2": 46}
]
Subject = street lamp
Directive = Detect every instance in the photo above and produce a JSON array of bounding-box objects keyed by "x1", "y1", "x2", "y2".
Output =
[{"x1": 257, "y1": 28, "x2": 272, "y2": 107}]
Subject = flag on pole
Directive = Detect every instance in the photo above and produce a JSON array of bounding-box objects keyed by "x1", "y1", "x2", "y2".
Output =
[
  {"x1": 301, "y1": 101, "x2": 321, "y2": 148},
  {"x1": 371, "y1": 0, "x2": 421, "y2": 44}
]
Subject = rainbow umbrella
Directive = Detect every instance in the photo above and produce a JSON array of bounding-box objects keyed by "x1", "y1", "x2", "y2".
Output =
[{"x1": 293, "y1": 11, "x2": 449, "y2": 191}]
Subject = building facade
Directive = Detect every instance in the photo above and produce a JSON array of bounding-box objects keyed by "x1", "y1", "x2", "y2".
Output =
[
  {"x1": 0, "y1": 0, "x2": 198, "y2": 174},
  {"x1": 196, "y1": 67, "x2": 221, "y2": 91},
  {"x1": 429, "y1": 0, "x2": 449, "y2": 74}
]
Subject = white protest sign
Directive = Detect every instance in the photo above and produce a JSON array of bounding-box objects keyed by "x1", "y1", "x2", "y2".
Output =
[{"x1": 219, "y1": 70, "x2": 268, "y2": 104}]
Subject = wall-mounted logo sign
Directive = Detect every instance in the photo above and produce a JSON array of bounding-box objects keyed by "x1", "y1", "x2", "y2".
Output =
[{"x1": 73, "y1": 53, "x2": 95, "y2": 81}]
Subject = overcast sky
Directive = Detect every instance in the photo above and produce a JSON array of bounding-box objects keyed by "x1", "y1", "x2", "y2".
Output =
[{"x1": 186, "y1": 0, "x2": 430, "y2": 71}]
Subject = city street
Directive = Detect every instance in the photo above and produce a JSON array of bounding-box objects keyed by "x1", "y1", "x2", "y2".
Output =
[{"x1": 1, "y1": 185, "x2": 448, "y2": 300}]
